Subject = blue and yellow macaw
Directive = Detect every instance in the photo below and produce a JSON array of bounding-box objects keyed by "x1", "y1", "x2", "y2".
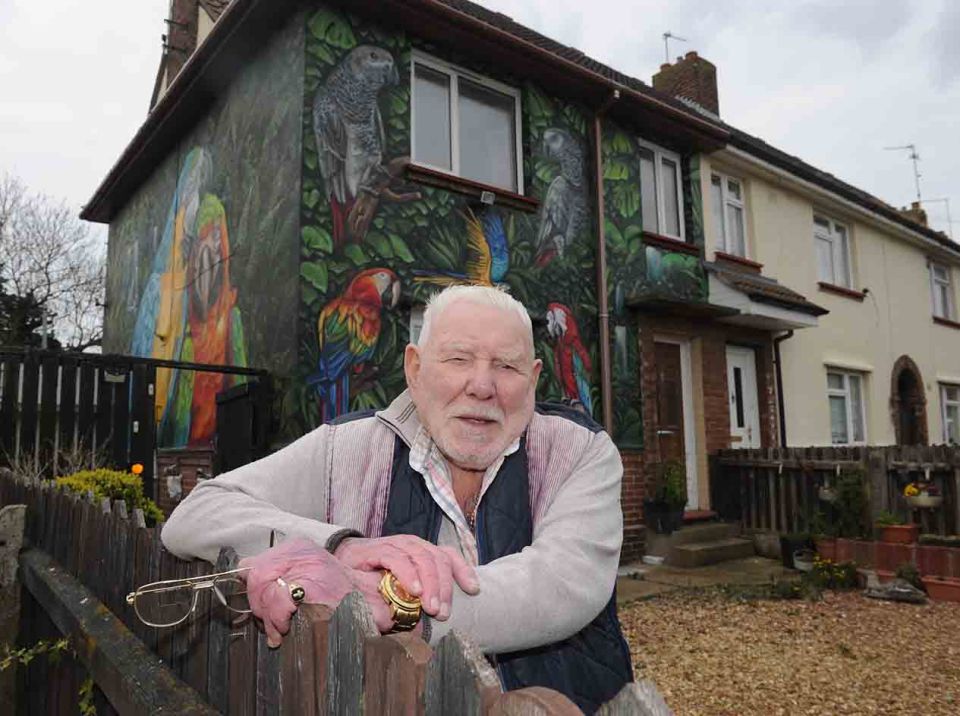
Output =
[
  {"x1": 413, "y1": 210, "x2": 509, "y2": 287},
  {"x1": 310, "y1": 268, "x2": 400, "y2": 423},
  {"x1": 129, "y1": 148, "x2": 212, "y2": 445}
]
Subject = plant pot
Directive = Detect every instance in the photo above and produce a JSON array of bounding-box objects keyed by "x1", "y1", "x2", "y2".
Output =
[
  {"x1": 814, "y1": 536, "x2": 837, "y2": 561},
  {"x1": 643, "y1": 500, "x2": 685, "y2": 535},
  {"x1": 779, "y1": 535, "x2": 813, "y2": 569},
  {"x1": 793, "y1": 549, "x2": 816, "y2": 572},
  {"x1": 906, "y1": 494, "x2": 943, "y2": 509},
  {"x1": 879, "y1": 524, "x2": 919, "y2": 544},
  {"x1": 921, "y1": 576, "x2": 960, "y2": 602},
  {"x1": 818, "y1": 486, "x2": 838, "y2": 503}
]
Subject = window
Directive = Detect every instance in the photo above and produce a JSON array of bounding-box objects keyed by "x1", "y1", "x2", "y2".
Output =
[
  {"x1": 826, "y1": 370, "x2": 865, "y2": 444},
  {"x1": 411, "y1": 53, "x2": 522, "y2": 193},
  {"x1": 942, "y1": 384, "x2": 960, "y2": 444},
  {"x1": 639, "y1": 141, "x2": 684, "y2": 241},
  {"x1": 711, "y1": 172, "x2": 746, "y2": 256},
  {"x1": 814, "y1": 215, "x2": 852, "y2": 288},
  {"x1": 929, "y1": 261, "x2": 955, "y2": 320}
]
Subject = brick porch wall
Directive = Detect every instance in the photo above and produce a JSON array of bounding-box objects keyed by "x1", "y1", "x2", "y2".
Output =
[{"x1": 617, "y1": 314, "x2": 780, "y2": 561}]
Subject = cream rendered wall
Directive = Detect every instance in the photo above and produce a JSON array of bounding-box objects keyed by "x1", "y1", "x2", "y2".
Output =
[
  {"x1": 197, "y1": 6, "x2": 216, "y2": 46},
  {"x1": 700, "y1": 150, "x2": 960, "y2": 447}
]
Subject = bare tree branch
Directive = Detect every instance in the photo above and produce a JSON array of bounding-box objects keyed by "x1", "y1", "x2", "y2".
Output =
[{"x1": 0, "y1": 172, "x2": 105, "y2": 350}]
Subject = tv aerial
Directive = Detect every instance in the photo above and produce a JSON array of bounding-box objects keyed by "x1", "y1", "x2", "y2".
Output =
[{"x1": 662, "y1": 32, "x2": 687, "y2": 63}]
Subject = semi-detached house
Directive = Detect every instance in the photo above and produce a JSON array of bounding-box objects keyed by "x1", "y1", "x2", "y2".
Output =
[{"x1": 84, "y1": 0, "x2": 960, "y2": 560}]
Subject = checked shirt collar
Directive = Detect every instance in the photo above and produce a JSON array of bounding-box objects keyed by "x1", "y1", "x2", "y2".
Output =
[{"x1": 407, "y1": 426, "x2": 520, "y2": 567}]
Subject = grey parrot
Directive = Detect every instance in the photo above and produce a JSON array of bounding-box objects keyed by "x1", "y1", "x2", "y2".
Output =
[
  {"x1": 312, "y1": 45, "x2": 400, "y2": 246},
  {"x1": 534, "y1": 128, "x2": 587, "y2": 266}
]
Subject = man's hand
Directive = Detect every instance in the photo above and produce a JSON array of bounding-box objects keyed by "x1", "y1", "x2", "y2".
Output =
[
  {"x1": 335, "y1": 535, "x2": 479, "y2": 621},
  {"x1": 239, "y1": 539, "x2": 393, "y2": 646}
]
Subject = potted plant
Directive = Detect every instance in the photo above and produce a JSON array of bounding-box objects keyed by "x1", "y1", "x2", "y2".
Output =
[
  {"x1": 904, "y1": 481, "x2": 943, "y2": 509},
  {"x1": 792, "y1": 547, "x2": 816, "y2": 572},
  {"x1": 642, "y1": 460, "x2": 687, "y2": 535},
  {"x1": 876, "y1": 510, "x2": 919, "y2": 544},
  {"x1": 810, "y1": 510, "x2": 838, "y2": 561},
  {"x1": 779, "y1": 532, "x2": 813, "y2": 569}
]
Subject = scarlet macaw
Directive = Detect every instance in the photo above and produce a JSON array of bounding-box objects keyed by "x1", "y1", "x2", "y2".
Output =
[
  {"x1": 311, "y1": 268, "x2": 400, "y2": 422},
  {"x1": 546, "y1": 302, "x2": 593, "y2": 415},
  {"x1": 413, "y1": 210, "x2": 509, "y2": 287}
]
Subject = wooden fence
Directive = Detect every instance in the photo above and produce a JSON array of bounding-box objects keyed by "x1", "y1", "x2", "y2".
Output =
[
  {"x1": 711, "y1": 445, "x2": 960, "y2": 536},
  {"x1": 0, "y1": 468, "x2": 668, "y2": 715},
  {"x1": 0, "y1": 348, "x2": 270, "y2": 500}
]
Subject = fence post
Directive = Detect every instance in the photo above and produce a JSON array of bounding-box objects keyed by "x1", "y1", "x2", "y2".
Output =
[
  {"x1": 489, "y1": 686, "x2": 582, "y2": 714},
  {"x1": 425, "y1": 631, "x2": 501, "y2": 715},
  {"x1": 866, "y1": 447, "x2": 888, "y2": 521},
  {"x1": 327, "y1": 590, "x2": 378, "y2": 714},
  {"x1": 597, "y1": 680, "x2": 674, "y2": 715},
  {"x1": 0, "y1": 503, "x2": 27, "y2": 713}
]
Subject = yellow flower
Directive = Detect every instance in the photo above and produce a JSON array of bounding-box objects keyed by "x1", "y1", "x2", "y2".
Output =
[
  {"x1": 904, "y1": 483, "x2": 920, "y2": 497},
  {"x1": 131, "y1": 463, "x2": 144, "y2": 476}
]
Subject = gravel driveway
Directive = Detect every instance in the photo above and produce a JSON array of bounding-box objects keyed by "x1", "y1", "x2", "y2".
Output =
[{"x1": 620, "y1": 590, "x2": 960, "y2": 715}]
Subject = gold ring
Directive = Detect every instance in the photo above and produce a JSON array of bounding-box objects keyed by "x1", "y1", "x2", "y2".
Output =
[{"x1": 276, "y1": 577, "x2": 306, "y2": 604}]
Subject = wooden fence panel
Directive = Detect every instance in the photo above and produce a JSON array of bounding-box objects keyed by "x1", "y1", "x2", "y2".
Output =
[
  {"x1": 76, "y1": 363, "x2": 97, "y2": 454},
  {"x1": 363, "y1": 632, "x2": 432, "y2": 716},
  {"x1": 489, "y1": 687, "x2": 582, "y2": 715},
  {"x1": 58, "y1": 356, "x2": 78, "y2": 461},
  {"x1": 425, "y1": 632, "x2": 501, "y2": 715},
  {"x1": 18, "y1": 354, "x2": 40, "y2": 462},
  {"x1": 0, "y1": 358, "x2": 19, "y2": 456},
  {"x1": 326, "y1": 591, "x2": 379, "y2": 715},
  {"x1": 38, "y1": 355, "x2": 59, "y2": 474}
]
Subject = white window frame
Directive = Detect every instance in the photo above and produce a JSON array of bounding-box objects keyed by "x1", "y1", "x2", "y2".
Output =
[
  {"x1": 826, "y1": 369, "x2": 866, "y2": 445},
  {"x1": 814, "y1": 214, "x2": 852, "y2": 288},
  {"x1": 929, "y1": 261, "x2": 955, "y2": 320},
  {"x1": 711, "y1": 171, "x2": 747, "y2": 257},
  {"x1": 410, "y1": 51, "x2": 524, "y2": 193},
  {"x1": 941, "y1": 383, "x2": 960, "y2": 445},
  {"x1": 637, "y1": 139, "x2": 686, "y2": 242}
]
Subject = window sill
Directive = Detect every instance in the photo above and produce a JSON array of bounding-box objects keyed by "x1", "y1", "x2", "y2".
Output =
[
  {"x1": 405, "y1": 164, "x2": 539, "y2": 214},
  {"x1": 715, "y1": 251, "x2": 763, "y2": 273},
  {"x1": 642, "y1": 232, "x2": 701, "y2": 256},
  {"x1": 817, "y1": 282, "x2": 865, "y2": 301},
  {"x1": 933, "y1": 315, "x2": 960, "y2": 330}
]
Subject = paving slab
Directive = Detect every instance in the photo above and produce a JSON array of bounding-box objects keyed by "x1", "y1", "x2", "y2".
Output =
[{"x1": 616, "y1": 556, "x2": 796, "y2": 605}]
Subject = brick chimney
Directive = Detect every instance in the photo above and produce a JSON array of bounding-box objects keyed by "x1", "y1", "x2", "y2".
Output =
[
  {"x1": 900, "y1": 201, "x2": 928, "y2": 227},
  {"x1": 164, "y1": 0, "x2": 201, "y2": 84},
  {"x1": 652, "y1": 50, "x2": 719, "y2": 117}
]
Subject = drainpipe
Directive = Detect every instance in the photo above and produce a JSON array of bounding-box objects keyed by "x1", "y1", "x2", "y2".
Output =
[
  {"x1": 773, "y1": 330, "x2": 794, "y2": 446},
  {"x1": 594, "y1": 90, "x2": 620, "y2": 435}
]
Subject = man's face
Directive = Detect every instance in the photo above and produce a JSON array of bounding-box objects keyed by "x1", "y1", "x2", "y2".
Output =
[{"x1": 405, "y1": 300, "x2": 542, "y2": 471}]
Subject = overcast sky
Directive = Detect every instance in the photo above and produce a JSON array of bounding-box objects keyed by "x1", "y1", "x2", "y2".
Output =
[{"x1": 1, "y1": 0, "x2": 957, "y2": 244}]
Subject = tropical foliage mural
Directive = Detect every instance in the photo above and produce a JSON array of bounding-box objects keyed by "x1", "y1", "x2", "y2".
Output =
[{"x1": 296, "y1": 7, "x2": 601, "y2": 433}]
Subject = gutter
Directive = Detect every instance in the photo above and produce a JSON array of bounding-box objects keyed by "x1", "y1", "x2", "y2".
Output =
[
  {"x1": 773, "y1": 330, "x2": 794, "y2": 447},
  {"x1": 594, "y1": 90, "x2": 620, "y2": 435}
]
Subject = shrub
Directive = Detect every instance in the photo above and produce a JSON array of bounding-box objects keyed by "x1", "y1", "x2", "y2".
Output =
[
  {"x1": 656, "y1": 460, "x2": 687, "y2": 509},
  {"x1": 834, "y1": 468, "x2": 870, "y2": 538},
  {"x1": 807, "y1": 556, "x2": 858, "y2": 590},
  {"x1": 55, "y1": 468, "x2": 164, "y2": 526},
  {"x1": 875, "y1": 510, "x2": 902, "y2": 527}
]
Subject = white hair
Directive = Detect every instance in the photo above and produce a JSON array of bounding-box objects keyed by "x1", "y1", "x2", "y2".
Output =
[{"x1": 417, "y1": 285, "x2": 534, "y2": 350}]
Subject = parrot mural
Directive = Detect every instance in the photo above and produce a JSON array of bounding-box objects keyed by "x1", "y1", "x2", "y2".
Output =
[
  {"x1": 534, "y1": 128, "x2": 587, "y2": 267},
  {"x1": 546, "y1": 302, "x2": 593, "y2": 415},
  {"x1": 310, "y1": 268, "x2": 401, "y2": 422},
  {"x1": 179, "y1": 194, "x2": 248, "y2": 446},
  {"x1": 129, "y1": 147, "x2": 213, "y2": 444},
  {"x1": 312, "y1": 45, "x2": 405, "y2": 246},
  {"x1": 413, "y1": 210, "x2": 509, "y2": 288}
]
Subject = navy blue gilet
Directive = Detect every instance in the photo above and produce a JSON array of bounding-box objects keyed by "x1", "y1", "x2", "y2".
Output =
[{"x1": 359, "y1": 403, "x2": 633, "y2": 713}]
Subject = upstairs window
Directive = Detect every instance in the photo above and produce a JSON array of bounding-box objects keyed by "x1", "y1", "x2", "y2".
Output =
[
  {"x1": 942, "y1": 384, "x2": 960, "y2": 444},
  {"x1": 638, "y1": 141, "x2": 684, "y2": 241},
  {"x1": 827, "y1": 369, "x2": 866, "y2": 445},
  {"x1": 930, "y1": 261, "x2": 955, "y2": 320},
  {"x1": 711, "y1": 172, "x2": 746, "y2": 257},
  {"x1": 814, "y1": 215, "x2": 852, "y2": 288},
  {"x1": 411, "y1": 53, "x2": 522, "y2": 193}
]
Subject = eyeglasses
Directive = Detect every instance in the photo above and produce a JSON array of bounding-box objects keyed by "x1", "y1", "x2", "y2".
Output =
[{"x1": 125, "y1": 567, "x2": 251, "y2": 628}]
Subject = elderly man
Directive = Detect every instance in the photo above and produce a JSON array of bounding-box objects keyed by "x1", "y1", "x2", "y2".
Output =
[{"x1": 162, "y1": 285, "x2": 632, "y2": 712}]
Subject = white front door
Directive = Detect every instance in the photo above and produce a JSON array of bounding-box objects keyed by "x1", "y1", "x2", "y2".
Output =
[{"x1": 726, "y1": 345, "x2": 761, "y2": 448}]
